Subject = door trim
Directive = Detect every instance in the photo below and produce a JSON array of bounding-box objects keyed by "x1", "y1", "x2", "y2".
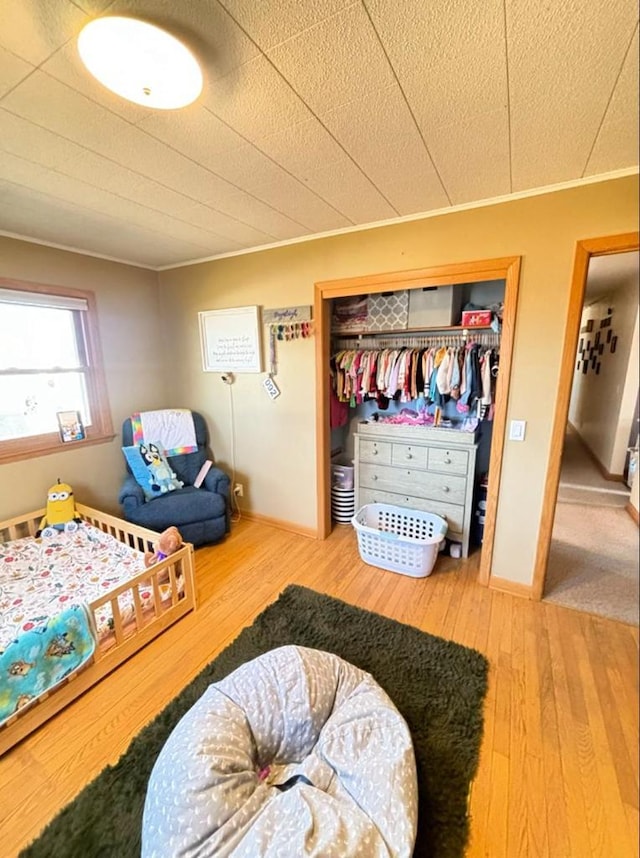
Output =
[
  {"x1": 531, "y1": 231, "x2": 640, "y2": 601},
  {"x1": 314, "y1": 255, "x2": 521, "y2": 589}
]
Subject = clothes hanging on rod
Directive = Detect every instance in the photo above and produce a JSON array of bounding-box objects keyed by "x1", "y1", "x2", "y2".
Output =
[{"x1": 330, "y1": 342, "x2": 499, "y2": 420}]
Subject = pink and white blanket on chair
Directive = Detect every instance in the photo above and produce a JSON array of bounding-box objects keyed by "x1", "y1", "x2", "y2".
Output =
[{"x1": 131, "y1": 409, "x2": 197, "y2": 455}]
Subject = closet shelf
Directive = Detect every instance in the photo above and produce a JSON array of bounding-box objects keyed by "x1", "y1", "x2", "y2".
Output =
[{"x1": 332, "y1": 324, "x2": 494, "y2": 338}]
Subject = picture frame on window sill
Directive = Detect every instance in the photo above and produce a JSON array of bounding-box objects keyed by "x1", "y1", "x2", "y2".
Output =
[{"x1": 57, "y1": 410, "x2": 85, "y2": 443}]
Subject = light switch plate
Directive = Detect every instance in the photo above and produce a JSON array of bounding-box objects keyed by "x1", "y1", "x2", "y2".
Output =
[{"x1": 509, "y1": 419, "x2": 526, "y2": 441}]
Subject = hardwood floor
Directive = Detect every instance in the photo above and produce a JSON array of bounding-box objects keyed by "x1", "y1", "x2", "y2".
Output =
[{"x1": 1, "y1": 519, "x2": 638, "y2": 857}]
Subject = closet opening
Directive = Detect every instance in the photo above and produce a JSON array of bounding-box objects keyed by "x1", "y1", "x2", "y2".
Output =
[{"x1": 314, "y1": 257, "x2": 521, "y2": 587}]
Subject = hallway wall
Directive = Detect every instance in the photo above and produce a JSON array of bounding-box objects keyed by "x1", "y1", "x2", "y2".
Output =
[{"x1": 569, "y1": 278, "x2": 639, "y2": 475}]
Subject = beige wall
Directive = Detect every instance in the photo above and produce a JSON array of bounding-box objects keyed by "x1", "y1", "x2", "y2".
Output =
[
  {"x1": 630, "y1": 464, "x2": 639, "y2": 514},
  {"x1": 570, "y1": 282, "x2": 639, "y2": 474},
  {"x1": 0, "y1": 237, "x2": 166, "y2": 519},
  {"x1": 616, "y1": 309, "x2": 639, "y2": 473},
  {"x1": 159, "y1": 175, "x2": 639, "y2": 587}
]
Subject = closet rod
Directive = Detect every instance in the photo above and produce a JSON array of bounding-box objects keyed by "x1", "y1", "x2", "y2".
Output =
[{"x1": 333, "y1": 330, "x2": 500, "y2": 349}]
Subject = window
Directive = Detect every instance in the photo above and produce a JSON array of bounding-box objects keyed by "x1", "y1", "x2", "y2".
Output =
[{"x1": 0, "y1": 279, "x2": 113, "y2": 463}]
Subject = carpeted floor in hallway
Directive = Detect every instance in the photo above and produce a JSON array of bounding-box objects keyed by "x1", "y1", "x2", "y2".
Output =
[
  {"x1": 557, "y1": 425, "x2": 630, "y2": 507},
  {"x1": 544, "y1": 429, "x2": 638, "y2": 625}
]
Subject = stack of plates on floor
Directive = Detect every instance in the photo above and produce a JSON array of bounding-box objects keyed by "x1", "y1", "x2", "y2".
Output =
[{"x1": 331, "y1": 487, "x2": 355, "y2": 523}]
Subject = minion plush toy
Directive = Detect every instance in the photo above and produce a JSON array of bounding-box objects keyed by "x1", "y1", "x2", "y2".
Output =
[{"x1": 37, "y1": 479, "x2": 82, "y2": 537}]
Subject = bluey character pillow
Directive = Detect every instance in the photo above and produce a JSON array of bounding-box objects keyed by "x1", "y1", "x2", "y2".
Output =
[{"x1": 122, "y1": 441, "x2": 184, "y2": 500}]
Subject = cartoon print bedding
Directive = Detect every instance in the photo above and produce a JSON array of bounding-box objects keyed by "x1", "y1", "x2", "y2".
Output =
[
  {"x1": 0, "y1": 522, "x2": 179, "y2": 654},
  {"x1": 0, "y1": 604, "x2": 95, "y2": 727}
]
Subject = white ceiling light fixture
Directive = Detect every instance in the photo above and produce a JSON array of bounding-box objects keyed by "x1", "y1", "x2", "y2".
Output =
[{"x1": 77, "y1": 16, "x2": 203, "y2": 109}]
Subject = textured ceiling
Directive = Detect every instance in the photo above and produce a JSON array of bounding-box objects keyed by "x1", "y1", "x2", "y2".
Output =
[{"x1": 0, "y1": 0, "x2": 638, "y2": 270}]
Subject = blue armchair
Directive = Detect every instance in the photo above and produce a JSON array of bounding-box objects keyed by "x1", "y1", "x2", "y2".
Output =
[{"x1": 118, "y1": 411, "x2": 231, "y2": 547}]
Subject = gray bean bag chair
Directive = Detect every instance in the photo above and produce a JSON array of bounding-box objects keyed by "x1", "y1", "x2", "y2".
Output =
[{"x1": 142, "y1": 645, "x2": 417, "y2": 857}]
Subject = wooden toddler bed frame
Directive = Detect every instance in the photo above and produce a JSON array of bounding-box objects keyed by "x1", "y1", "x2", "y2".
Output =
[{"x1": 0, "y1": 503, "x2": 196, "y2": 756}]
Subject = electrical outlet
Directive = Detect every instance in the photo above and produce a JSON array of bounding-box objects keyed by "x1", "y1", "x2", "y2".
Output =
[{"x1": 233, "y1": 483, "x2": 244, "y2": 497}]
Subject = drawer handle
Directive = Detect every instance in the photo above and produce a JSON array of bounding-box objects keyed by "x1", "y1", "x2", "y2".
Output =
[
  {"x1": 371, "y1": 475, "x2": 378, "y2": 481},
  {"x1": 444, "y1": 457, "x2": 452, "y2": 464},
  {"x1": 371, "y1": 449, "x2": 378, "y2": 456},
  {"x1": 442, "y1": 485, "x2": 450, "y2": 493},
  {"x1": 406, "y1": 453, "x2": 413, "y2": 460}
]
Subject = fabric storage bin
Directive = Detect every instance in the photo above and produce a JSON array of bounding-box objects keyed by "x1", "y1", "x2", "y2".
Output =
[
  {"x1": 407, "y1": 286, "x2": 463, "y2": 328},
  {"x1": 352, "y1": 503, "x2": 448, "y2": 578},
  {"x1": 332, "y1": 295, "x2": 369, "y2": 333},
  {"x1": 367, "y1": 291, "x2": 408, "y2": 331}
]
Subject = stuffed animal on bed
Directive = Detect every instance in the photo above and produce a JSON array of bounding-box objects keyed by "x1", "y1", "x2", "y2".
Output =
[
  {"x1": 36, "y1": 479, "x2": 83, "y2": 538},
  {"x1": 144, "y1": 526, "x2": 183, "y2": 568}
]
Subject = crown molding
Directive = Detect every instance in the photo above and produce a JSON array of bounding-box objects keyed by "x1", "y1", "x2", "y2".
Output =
[
  {"x1": 2, "y1": 167, "x2": 637, "y2": 273},
  {"x1": 157, "y1": 167, "x2": 639, "y2": 271}
]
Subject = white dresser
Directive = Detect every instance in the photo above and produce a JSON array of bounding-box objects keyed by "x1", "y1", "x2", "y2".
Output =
[{"x1": 354, "y1": 421, "x2": 478, "y2": 558}]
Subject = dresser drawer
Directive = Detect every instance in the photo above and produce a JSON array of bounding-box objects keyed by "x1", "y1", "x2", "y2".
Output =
[
  {"x1": 391, "y1": 443, "x2": 428, "y2": 469},
  {"x1": 427, "y1": 448, "x2": 468, "y2": 475},
  {"x1": 358, "y1": 439, "x2": 392, "y2": 465},
  {"x1": 357, "y1": 488, "x2": 465, "y2": 534},
  {"x1": 359, "y1": 463, "x2": 466, "y2": 505}
]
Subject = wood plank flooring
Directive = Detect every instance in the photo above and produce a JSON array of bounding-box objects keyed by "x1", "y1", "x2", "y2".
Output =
[{"x1": 1, "y1": 519, "x2": 638, "y2": 857}]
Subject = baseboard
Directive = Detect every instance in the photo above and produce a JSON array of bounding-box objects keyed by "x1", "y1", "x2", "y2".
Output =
[
  {"x1": 626, "y1": 502, "x2": 640, "y2": 526},
  {"x1": 567, "y1": 422, "x2": 625, "y2": 482},
  {"x1": 488, "y1": 575, "x2": 533, "y2": 599},
  {"x1": 240, "y1": 510, "x2": 318, "y2": 539}
]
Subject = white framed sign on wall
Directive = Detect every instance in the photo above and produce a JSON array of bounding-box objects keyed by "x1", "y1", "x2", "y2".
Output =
[{"x1": 199, "y1": 306, "x2": 263, "y2": 373}]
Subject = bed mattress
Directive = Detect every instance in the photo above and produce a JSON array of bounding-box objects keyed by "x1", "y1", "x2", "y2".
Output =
[{"x1": 0, "y1": 523, "x2": 175, "y2": 653}]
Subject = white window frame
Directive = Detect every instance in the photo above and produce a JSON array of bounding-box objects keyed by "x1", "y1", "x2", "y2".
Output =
[{"x1": 0, "y1": 278, "x2": 114, "y2": 464}]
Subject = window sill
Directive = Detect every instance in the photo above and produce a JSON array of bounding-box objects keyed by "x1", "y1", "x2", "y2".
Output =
[{"x1": 0, "y1": 431, "x2": 116, "y2": 465}]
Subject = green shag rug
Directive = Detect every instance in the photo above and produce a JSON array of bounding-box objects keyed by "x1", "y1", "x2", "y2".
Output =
[{"x1": 21, "y1": 584, "x2": 489, "y2": 858}]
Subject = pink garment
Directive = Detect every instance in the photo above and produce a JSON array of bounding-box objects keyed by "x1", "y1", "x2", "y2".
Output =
[
  {"x1": 376, "y1": 409, "x2": 435, "y2": 426},
  {"x1": 330, "y1": 387, "x2": 349, "y2": 429}
]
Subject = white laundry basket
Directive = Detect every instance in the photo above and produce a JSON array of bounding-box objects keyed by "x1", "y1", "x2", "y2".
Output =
[{"x1": 351, "y1": 503, "x2": 448, "y2": 578}]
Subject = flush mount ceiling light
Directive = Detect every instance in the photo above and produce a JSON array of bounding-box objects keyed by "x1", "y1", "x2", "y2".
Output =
[{"x1": 77, "y1": 16, "x2": 203, "y2": 109}]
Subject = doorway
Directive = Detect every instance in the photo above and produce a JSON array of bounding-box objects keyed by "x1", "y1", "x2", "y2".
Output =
[
  {"x1": 533, "y1": 232, "x2": 640, "y2": 623},
  {"x1": 314, "y1": 255, "x2": 521, "y2": 587}
]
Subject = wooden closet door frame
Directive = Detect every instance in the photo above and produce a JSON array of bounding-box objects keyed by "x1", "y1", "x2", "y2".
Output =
[
  {"x1": 314, "y1": 255, "x2": 521, "y2": 588},
  {"x1": 531, "y1": 231, "x2": 640, "y2": 601}
]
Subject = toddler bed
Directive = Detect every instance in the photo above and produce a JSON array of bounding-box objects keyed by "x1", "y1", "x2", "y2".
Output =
[{"x1": 0, "y1": 504, "x2": 196, "y2": 756}]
